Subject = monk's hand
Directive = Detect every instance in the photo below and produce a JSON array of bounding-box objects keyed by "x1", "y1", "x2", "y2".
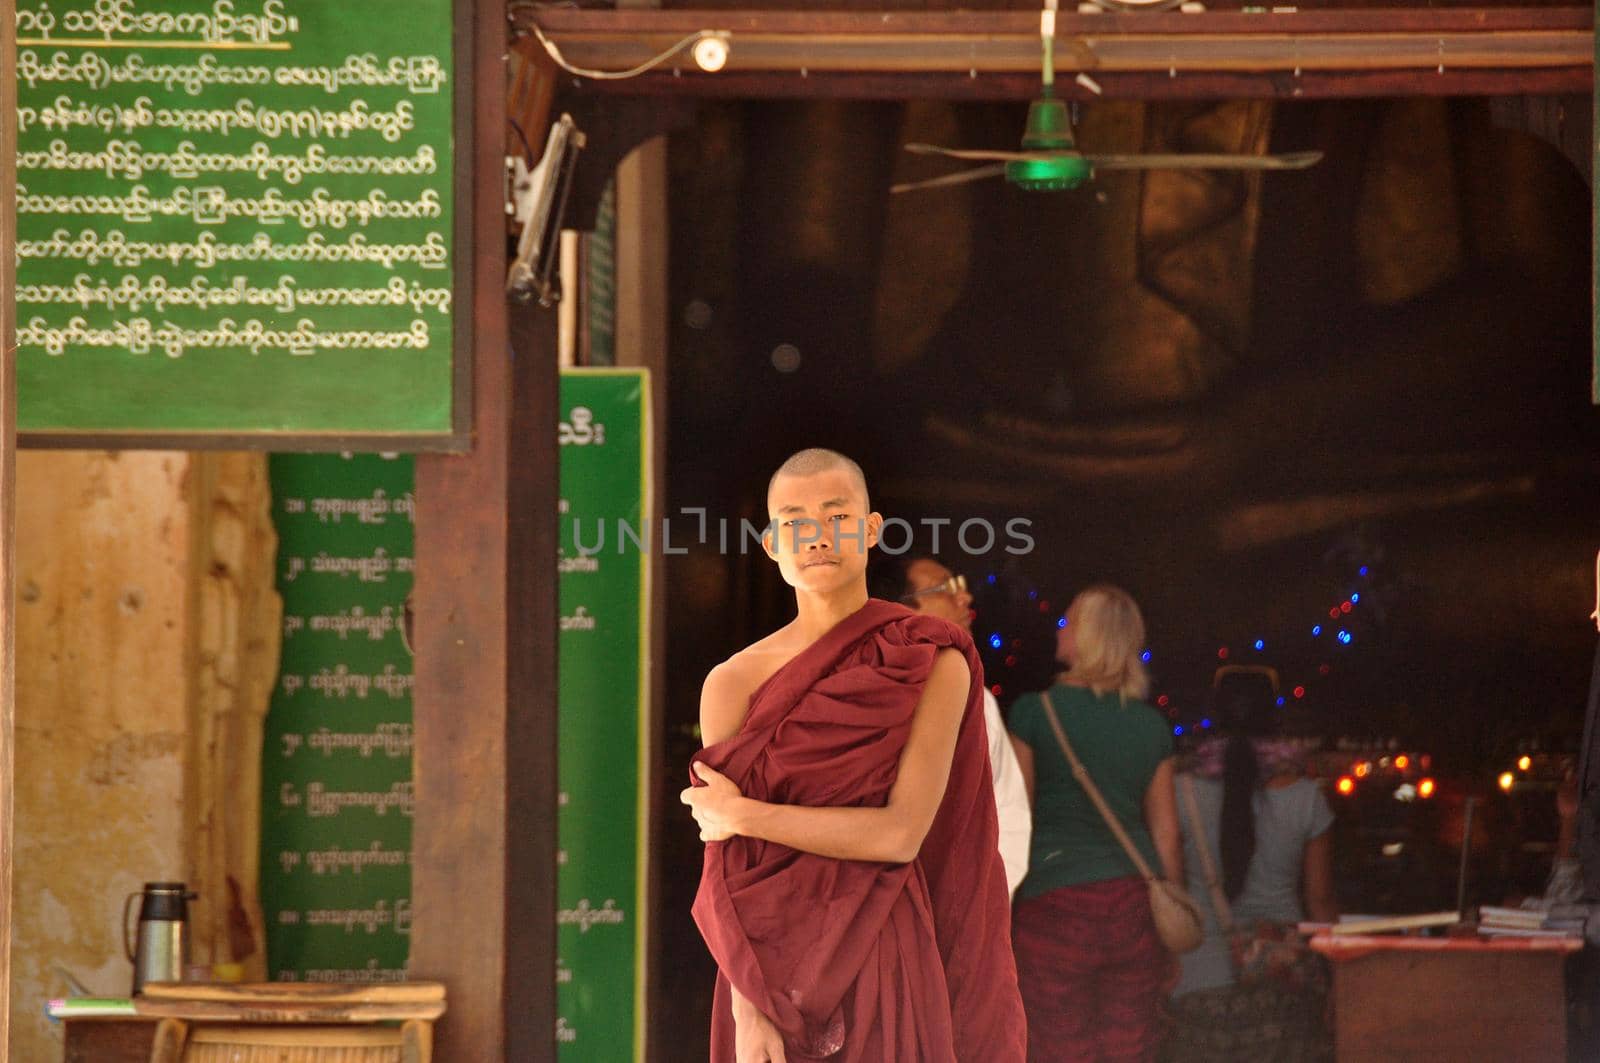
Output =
[
  {"x1": 682, "y1": 762, "x2": 744, "y2": 842},
  {"x1": 732, "y1": 994, "x2": 787, "y2": 1063}
]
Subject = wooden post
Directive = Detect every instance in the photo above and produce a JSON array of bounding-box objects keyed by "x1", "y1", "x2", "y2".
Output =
[
  {"x1": 411, "y1": 0, "x2": 559, "y2": 1057},
  {"x1": 613, "y1": 136, "x2": 670, "y2": 1061},
  {"x1": 1, "y1": 1, "x2": 18, "y2": 1054},
  {"x1": 503, "y1": 304, "x2": 560, "y2": 1062}
]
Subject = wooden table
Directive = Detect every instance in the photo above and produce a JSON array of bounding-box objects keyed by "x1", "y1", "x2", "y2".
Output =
[
  {"x1": 61, "y1": 982, "x2": 445, "y2": 1063},
  {"x1": 63, "y1": 1017, "x2": 155, "y2": 1063},
  {"x1": 1310, "y1": 933, "x2": 1581, "y2": 1063}
]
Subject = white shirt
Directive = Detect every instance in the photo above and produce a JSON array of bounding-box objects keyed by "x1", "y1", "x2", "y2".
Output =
[{"x1": 984, "y1": 689, "x2": 1032, "y2": 897}]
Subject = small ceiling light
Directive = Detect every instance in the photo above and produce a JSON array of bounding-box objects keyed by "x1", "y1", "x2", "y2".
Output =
[{"x1": 692, "y1": 33, "x2": 730, "y2": 73}]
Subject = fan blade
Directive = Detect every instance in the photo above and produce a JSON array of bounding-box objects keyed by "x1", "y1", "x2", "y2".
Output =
[
  {"x1": 1081, "y1": 150, "x2": 1324, "y2": 171},
  {"x1": 890, "y1": 165, "x2": 1007, "y2": 194},
  {"x1": 904, "y1": 143, "x2": 1040, "y2": 163}
]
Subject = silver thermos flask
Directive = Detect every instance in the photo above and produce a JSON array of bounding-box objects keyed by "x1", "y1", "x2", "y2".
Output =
[{"x1": 123, "y1": 882, "x2": 197, "y2": 995}]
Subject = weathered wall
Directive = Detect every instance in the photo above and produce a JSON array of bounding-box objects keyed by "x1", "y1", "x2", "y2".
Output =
[
  {"x1": 187, "y1": 454, "x2": 280, "y2": 985},
  {"x1": 10, "y1": 451, "x2": 277, "y2": 1060}
]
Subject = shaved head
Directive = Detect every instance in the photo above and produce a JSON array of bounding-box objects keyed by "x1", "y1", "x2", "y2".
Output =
[{"x1": 767, "y1": 448, "x2": 870, "y2": 512}]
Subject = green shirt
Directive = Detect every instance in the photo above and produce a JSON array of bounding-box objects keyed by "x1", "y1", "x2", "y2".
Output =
[{"x1": 1010, "y1": 684, "x2": 1173, "y2": 899}]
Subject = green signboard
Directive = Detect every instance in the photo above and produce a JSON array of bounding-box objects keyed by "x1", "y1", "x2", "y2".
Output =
[
  {"x1": 13, "y1": 0, "x2": 464, "y2": 443},
  {"x1": 259, "y1": 453, "x2": 415, "y2": 981},
  {"x1": 558, "y1": 369, "x2": 651, "y2": 1058},
  {"x1": 253, "y1": 374, "x2": 649, "y2": 1039}
]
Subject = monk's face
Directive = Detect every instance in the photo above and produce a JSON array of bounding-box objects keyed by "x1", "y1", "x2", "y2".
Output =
[
  {"x1": 903, "y1": 559, "x2": 974, "y2": 630},
  {"x1": 764, "y1": 469, "x2": 882, "y2": 594}
]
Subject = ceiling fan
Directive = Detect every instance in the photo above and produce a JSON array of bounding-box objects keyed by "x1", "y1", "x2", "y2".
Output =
[{"x1": 892, "y1": 0, "x2": 1323, "y2": 194}]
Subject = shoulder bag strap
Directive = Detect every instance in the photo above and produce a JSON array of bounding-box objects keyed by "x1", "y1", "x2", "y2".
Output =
[
  {"x1": 1041, "y1": 691, "x2": 1159, "y2": 883},
  {"x1": 1179, "y1": 773, "x2": 1236, "y2": 932}
]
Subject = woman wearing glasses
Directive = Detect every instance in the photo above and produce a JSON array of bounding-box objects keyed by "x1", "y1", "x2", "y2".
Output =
[{"x1": 1007, "y1": 584, "x2": 1182, "y2": 1063}]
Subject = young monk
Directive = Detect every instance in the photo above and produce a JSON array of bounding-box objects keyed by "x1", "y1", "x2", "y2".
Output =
[{"x1": 681, "y1": 448, "x2": 1027, "y2": 1062}]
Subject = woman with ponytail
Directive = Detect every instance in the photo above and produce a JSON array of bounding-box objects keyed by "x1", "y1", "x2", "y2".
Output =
[{"x1": 1165, "y1": 674, "x2": 1338, "y2": 1061}]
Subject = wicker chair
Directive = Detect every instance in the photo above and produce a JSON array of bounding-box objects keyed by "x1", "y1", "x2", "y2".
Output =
[{"x1": 141, "y1": 982, "x2": 443, "y2": 1063}]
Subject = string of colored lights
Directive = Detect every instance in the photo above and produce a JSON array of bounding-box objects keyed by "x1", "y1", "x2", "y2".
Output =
[{"x1": 975, "y1": 564, "x2": 1377, "y2": 737}]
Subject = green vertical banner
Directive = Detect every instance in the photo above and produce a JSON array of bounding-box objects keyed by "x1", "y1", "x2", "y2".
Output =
[
  {"x1": 260, "y1": 454, "x2": 415, "y2": 981},
  {"x1": 558, "y1": 369, "x2": 651, "y2": 1057}
]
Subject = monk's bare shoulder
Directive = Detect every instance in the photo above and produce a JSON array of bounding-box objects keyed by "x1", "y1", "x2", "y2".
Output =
[
  {"x1": 923, "y1": 647, "x2": 972, "y2": 710},
  {"x1": 699, "y1": 656, "x2": 758, "y2": 738},
  {"x1": 699, "y1": 628, "x2": 802, "y2": 746}
]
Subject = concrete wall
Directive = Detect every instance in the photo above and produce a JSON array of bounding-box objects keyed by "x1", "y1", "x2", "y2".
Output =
[{"x1": 10, "y1": 451, "x2": 277, "y2": 1060}]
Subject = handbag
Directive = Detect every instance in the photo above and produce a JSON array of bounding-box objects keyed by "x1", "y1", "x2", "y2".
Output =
[
  {"x1": 1178, "y1": 773, "x2": 1326, "y2": 992},
  {"x1": 1040, "y1": 693, "x2": 1203, "y2": 954}
]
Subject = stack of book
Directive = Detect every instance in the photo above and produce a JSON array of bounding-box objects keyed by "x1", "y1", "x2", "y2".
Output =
[
  {"x1": 45, "y1": 998, "x2": 135, "y2": 1019},
  {"x1": 1325, "y1": 911, "x2": 1461, "y2": 936},
  {"x1": 1477, "y1": 905, "x2": 1585, "y2": 938}
]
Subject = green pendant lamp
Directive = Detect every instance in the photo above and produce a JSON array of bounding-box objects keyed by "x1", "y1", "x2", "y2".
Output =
[{"x1": 1004, "y1": 1, "x2": 1093, "y2": 191}]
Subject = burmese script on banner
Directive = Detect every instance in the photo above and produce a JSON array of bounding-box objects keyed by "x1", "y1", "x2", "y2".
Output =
[
  {"x1": 558, "y1": 369, "x2": 651, "y2": 1059},
  {"x1": 14, "y1": 0, "x2": 456, "y2": 435},
  {"x1": 260, "y1": 454, "x2": 415, "y2": 981}
]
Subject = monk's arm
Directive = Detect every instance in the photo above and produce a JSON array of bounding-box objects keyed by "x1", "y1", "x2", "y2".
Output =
[
  {"x1": 729, "y1": 985, "x2": 787, "y2": 1061},
  {"x1": 699, "y1": 662, "x2": 750, "y2": 746},
  {"x1": 718, "y1": 648, "x2": 969, "y2": 864},
  {"x1": 696, "y1": 667, "x2": 790, "y2": 1058}
]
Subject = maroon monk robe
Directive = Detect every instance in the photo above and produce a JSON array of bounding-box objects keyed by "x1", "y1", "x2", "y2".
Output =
[{"x1": 691, "y1": 599, "x2": 1027, "y2": 1062}]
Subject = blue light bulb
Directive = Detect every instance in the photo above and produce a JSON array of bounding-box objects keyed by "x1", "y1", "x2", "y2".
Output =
[
  {"x1": 1140, "y1": 650, "x2": 1152, "y2": 663},
  {"x1": 986, "y1": 573, "x2": 996, "y2": 585},
  {"x1": 1337, "y1": 630, "x2": 1352, "y2": 645},
  {"x1": 1350, "y1": 593, "x2": 1361, "y2": 604},
  {"x1": 1253, "y1": 639, "x2": 1265, "y2": 651},
  {"x1": 1312, "y1": 626, "x2": 1322, "y2": 637},
  {"x1": 1359, "y1": 566, "x2": 1369, "y2": 577},
  {"x1": 1174, "y1": 726, "x2": 1185, "y2": 736},
  {"x1": 1200, "y1": 718, "x2": 1212, "y2": 729},
  {"x1": 1056, "y1": 618, "x2": 1067, "y2": 629},
  {"x1": 1276, "y1": 697, "x2": 1286, "y2": 707}
]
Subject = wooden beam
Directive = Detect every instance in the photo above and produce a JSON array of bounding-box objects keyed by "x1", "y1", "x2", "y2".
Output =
[
  {"x1": 0, "y1": 0, "x2": 15, "y2": 1054},
  {"x1": 551, "y1": 66, "x2": 1591, "y2": 100},
  {"x1": 527, "y1": 8, "x2": 1593, "y2": 36},
  {"x1": 519, "y1": 6, "x2": 1592, "y2": 99},
  {"x1": 411, "y1": 0, "x2": 559, "y2": 1059},
  {"x1": 537, "y1": 31, "x2": 1589, "y2": 76}
]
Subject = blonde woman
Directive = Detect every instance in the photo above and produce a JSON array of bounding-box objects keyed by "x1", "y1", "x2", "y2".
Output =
[{"x1": 1008, "y1": 585, "x2": 1182, "y2": 1063}]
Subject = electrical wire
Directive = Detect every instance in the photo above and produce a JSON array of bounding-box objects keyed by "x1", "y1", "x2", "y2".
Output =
[
  {"x1": 508, "y1": 117, "x2": 539, "y2": 166},
  {"x1": 528, "y1": 21, "x2": 727, "y2": 80}
]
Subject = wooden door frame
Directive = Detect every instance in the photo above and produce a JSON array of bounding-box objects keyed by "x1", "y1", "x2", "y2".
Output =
[
  {"x1": 1, "y1": 2, "x2": 17, "y2": 1055},
  {"x1": 410, "y1": 0, "x2": 561, "y2": 1058}
]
